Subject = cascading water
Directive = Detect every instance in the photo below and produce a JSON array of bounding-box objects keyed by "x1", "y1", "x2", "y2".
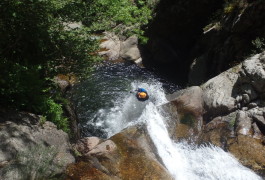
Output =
[
  {"x1": 71, "y1": 62, "x2": 261, "y2": 180},
  {"x1": 143, "y1": 104, "x2": 262, "y2": 180}
]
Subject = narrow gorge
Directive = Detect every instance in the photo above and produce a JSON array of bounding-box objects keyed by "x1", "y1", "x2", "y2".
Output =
[{"x1": 1, "y1": 0, "x2": 265, "y2": 179}]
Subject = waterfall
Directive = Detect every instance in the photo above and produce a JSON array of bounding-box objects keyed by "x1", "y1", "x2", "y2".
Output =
[
  {"x1": 91, "y1": 81, "x2": 168, "y2": 137},
  {"x1": 72, "y1": 62, "x2": 262, "y2": 180},
  {"x1": 88, "y1": 80, "x2": 261, "y2": 179},
  {"x1": 143, "y1": 103, "x2": 262, "y2": 180}
]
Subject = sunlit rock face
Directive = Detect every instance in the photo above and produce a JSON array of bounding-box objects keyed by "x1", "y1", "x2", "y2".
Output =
[
  {"x1": 67, "y1": 126, "x2": 173, "y2": 180},
  {"x1": 162, "y1": 52, "x2": 265, "y2": 175},
  {"x1": 200, "y1": 52, "x2": 265, "y2": 174}
]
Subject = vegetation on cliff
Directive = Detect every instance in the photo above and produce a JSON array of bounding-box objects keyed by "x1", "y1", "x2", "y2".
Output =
[{"x1": 0, "y1": 0, "x2": 157, "y2": 132}]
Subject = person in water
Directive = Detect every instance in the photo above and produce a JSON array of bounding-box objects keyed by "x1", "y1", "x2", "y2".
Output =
[{"x1": 136, "y1": 88, "x2": 149, "y2": 101}]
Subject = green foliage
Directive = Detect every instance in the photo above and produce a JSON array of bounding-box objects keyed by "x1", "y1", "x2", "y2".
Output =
[
  {"x1": 252, "y1": 37, "x2": 265, "y2": 54},
  {"x1": 81, "y1": 0, "x2": 156, "y2": 40},
  {"x1": 0, "y1": 0, "x2": 158, "y2": 132},
  {"x1": 0, "y1": 59, "x2": 44, "y2": 110},
  {"x1": 224, "y1": 0, "x2": 238, "y2": 14},
  {"x1": 0, "y1": 59, "x2": 69, "y2": 132},
  {"x1": 0, "y1": 0, "x2": 100, "y2": 75},
  {"x1": 42, "y1": 97, "x2": 69, "y2": 132},
  {"x1": 203, "y1": 0, "x2": 239, "y2": 32},
  {"x1": 39, "y1": 116, "x2": 47, "y2": 126},
  {"x1": 73, "y1": 147, "x2": 82, "y2": 157}
]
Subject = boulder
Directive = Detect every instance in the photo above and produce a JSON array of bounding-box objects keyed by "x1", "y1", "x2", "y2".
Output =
[
  {"x1": 201, "y1": 66, "x2": 239, "y2": 120},
  {"x1": 228, "y1": 135, "x2": 265, "y2": 173},
  {"x1": 74, "y1": 137, "x2": 102, "y2": 155},
  {"x1": 0, "y1": 111, "x2": 75, "y2": 179},
  {"x1": 199, "y1": 111, "x2": 265, "y2": 173},
  {"x1": 98, "y1": 32, "x2": 121, "y2": 61},
  {"x1": 66, "y1": 126, "x2": 173, "y2": 180},
  {"x1": 86, "y1": 140, "x2": 116, "y2": 156},
  {"x1": 199, "y1": 112, "x2": 237, "y2": 149},
  {"x1": 120, "y1": 35, "x2": 141, "y2": 62},
  {"x1": 162, "y1": 86, "x2": 204, "y2": 140},
  {"x1": 172, "y1": 52, "x2": 265, "y2": 174},
  {"x1": 98, "y1": 33, "x2": 142, "y2": 64},
  {"x1": 242, "y1": 54, "x2": 265, "y2": 93},
  {"x1": 66, "y1": 161, "x2": 119, "y2": 180}
]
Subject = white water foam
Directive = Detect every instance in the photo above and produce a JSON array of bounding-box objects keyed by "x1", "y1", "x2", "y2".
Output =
[
  {"x1": 88, "y1": 80, "x2": 168, "y2": 137},
  {"x1": 89, "y1": 79, "x2": 261, "y2": 180},
  {"x1": 142, "y1": 103, "x2": 262, "y2": 180}
]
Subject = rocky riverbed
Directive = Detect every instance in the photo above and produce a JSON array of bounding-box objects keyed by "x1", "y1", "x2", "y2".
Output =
[{"x1": 65, "y1": 51, "x2": 265, "y2": 179}]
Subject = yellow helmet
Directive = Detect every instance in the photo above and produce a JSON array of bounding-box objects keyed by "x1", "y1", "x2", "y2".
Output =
[{"x1": 138, "y1": 92, "x2": 147, "y2": 99}]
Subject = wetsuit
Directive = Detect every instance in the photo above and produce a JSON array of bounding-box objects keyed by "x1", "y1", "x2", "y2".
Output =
[{"x1": 136, "y1": 88, "x2": 149, "y2": 101}]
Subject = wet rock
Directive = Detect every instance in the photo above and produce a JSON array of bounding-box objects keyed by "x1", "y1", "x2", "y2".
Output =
[
  {"x1": 66, "y1": 126, "x2": 173, "y2": 180},
  {"x1": 199, "y1": 111, "x2": 237, "y2": 149},
  {"x1": 162, "y1": 86, "x2": 204, "y2": 140},
  {"x1": 171, "y1": 52, "x2": 265, "y2": 175},
  {"x1": 235, "y1": 111, "x2": 252, "y2": 136},
  {"x1": 166, "y1": 89, "x2": 186, "y2": 102},
  {"x1": 173, "y1": 86, "x2": 204, "y2": 120},
  {"x1": 159, "y1": 100, "x2": 178, "y2": 138},
  {"x1": 134, "y1": 58, "x2": 143, "y2": 67},
  {"x1": 199, "y1": 116, "x2": 231, "y2": 149},
  {"x1": 66, "y1": 161, "x2": 119, "y2": 180},
  {"x1": 199, "y1": 114, "x2": 265, "y2": 173},
  {"x1": 228, "y1": 135, "x2": 265, "y2": 172}
]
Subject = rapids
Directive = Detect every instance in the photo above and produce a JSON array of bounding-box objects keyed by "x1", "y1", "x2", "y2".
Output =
[{"x1": 71, "y1": 62, "x2": 261, "y2": 180}]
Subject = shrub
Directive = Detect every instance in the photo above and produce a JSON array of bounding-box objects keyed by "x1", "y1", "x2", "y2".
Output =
[
  {"x1": 0, "y1": 0, "x2": 158, "y2": 132},
  {"x1": 252, "y1": 37, "x2": 265, "y2": 54},
  {"x1": 42, "y1": 98, "x2": 69, "y2": 132}
]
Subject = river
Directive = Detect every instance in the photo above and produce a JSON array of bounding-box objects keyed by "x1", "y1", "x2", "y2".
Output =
[{"x1": 71, "y1": 62, "x2": 261, "y2": 180}]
